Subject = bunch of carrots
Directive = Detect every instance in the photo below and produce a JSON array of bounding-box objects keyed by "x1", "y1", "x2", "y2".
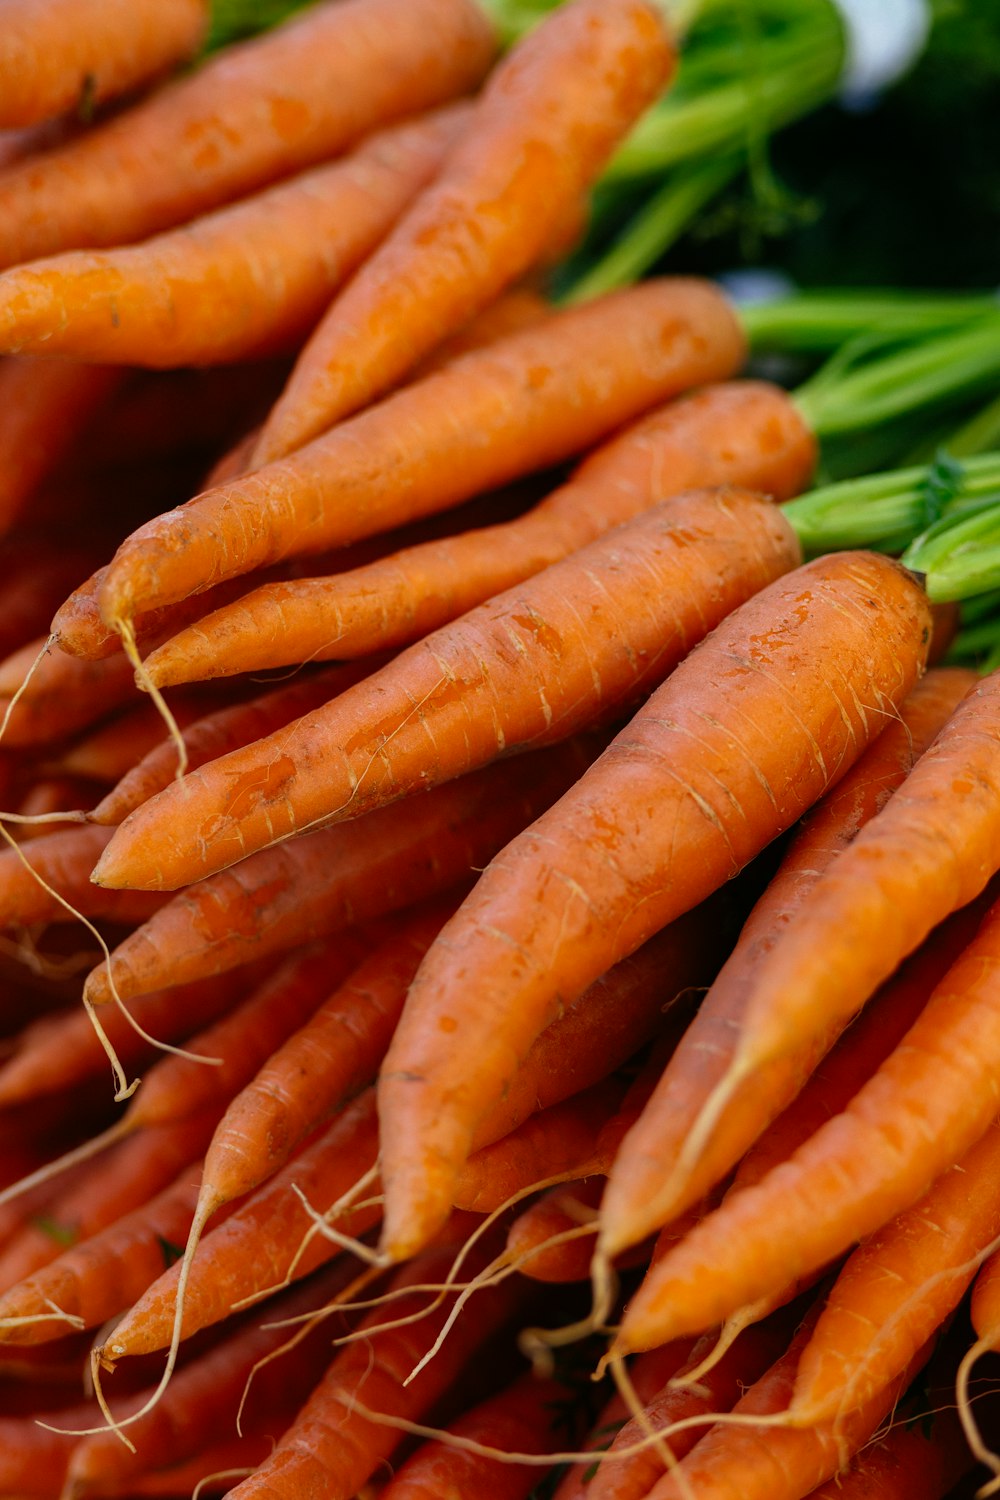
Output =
[{"x1": 3, "y1": 0, "x2": 1000, "y2": 1496}]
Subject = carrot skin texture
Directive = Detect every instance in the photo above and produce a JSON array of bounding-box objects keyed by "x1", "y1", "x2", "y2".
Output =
[
  {"x1": 96, "y1": 485, "x2": 801, "y2": 891},
  {"x1": 145, "y1": 379, "x2": 817, "y2": 682},
  {"x1": 0, "y1": 636, "x2": 139, "y2": 748},
  {"x1": 0, "y1": 823, "x2": 166, "y2": 928},
  {"x1": 84, "y1": 739, "x2": 601, "y2": 1005},
  {"x1": 601, "y1": 665, "x2": 978, "y2": 1248},
  {"x1": 0, "y1": 0, "x2": 497, "y2": 268},
  {"x1": 803, "y1": 1406, "x2": 973, "y2": 1500},
  {"x1": 251, "y1": 0, "x2": 675, "y2": 462},
  {"x1": 0, "y1": 0, "x2": 206, "y2": 129},
  {"x1": 614, "y1": 886, "x2": 1000, "y2": 1353},
  {"x1": 377, "y1": 551, "x2": 933, "y2": 1260},
  {"x1": 0, "y1": 108, "x2": 465, "y2": 368},
  {"x1": 96, "y1": 278, "x2": 747, "y2": 627}
]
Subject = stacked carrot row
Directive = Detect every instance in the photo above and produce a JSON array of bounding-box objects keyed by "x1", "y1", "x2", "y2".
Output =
[{"x1": 0, "y1": 0, "x2": 999, "y2": 1496}]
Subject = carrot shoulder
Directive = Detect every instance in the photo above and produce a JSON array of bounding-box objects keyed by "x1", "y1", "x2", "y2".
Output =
[
  {"x1": 0, "y1": 0, "x2": 496, "y2": 268},
  {"x1": 376, "y1": 552, "x2": 932, "y2": 1261},
  {"x1": 250, "y1": 0, "x2": 675, "y2": 464},
  {"x1": 96, "y1": 277, "x2": 746, "y2": 630},
  {"x1": 93, "y1": 485, "x2": 800, "y2": 892}
]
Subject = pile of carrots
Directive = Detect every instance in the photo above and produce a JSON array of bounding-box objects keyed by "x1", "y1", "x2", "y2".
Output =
[{"x1": 3, "y1": 0, "x2": 1000, "y2": 1496}]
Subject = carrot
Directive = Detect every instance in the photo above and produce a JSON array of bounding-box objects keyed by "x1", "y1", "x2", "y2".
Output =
[
  {"x1": 145, "y1": 379, "x2": 816, "y2": 681},
  {"x1": 95, "y1": 484, "x2": 799, "y2": 891},
  {"x1": 90, "y1": 663, "x2": 379, "y2": 826},
  {"x1": 0, "y1": 537, "x2": 108, "y2": 663},
  {"x1": 0, "y1": 107, "x2": 466, "y2": 368},
  {"x1": 84, "y1": 739, "x2": 601, "y2": 1005},
  {"x1": 803, "y1": 1404, "x2": 973, "y2": 1500},
  {"x1": 0, "y1": 0, "x2": 496, "y2": 268},
  {"x1": 505, "y1": 1178, "x2": 606, "y2": 1284},
  {"x1": 0, "y1": 1398, "x2": 110, "y2": 1496},
  {"x1": 0, "y1": 0, "x2": 207, "y2": 129},
  {"x1": 96, "y1": 277, "x2": 746, "y2": 631},
  {"x1": 0, "y1": 636, "x2": 140, "y2": 749},
  {"x1": 0, "y1": 358, "x2": 123, "y2": 532},
  {"x1": 0, "y1": 824, "x2": 166, "y2": 929},
  {"x1": 608, "y1": 663, "x2": 1000, "y2": 1259},
  {"x1": 376, "y1": 551, "x2": 932, "y2": 1261},
  {"x1": 600, "y1": 665, "x2": 979, "y2": 1250},
  {"x1": 249, "y1": 0, "x2": 674, "y2": 464},
  {"x1": 52, "y1": 695, "x2": 212, "y2": 785},
  {"x1": 612, "y1": 883, "x2": 1000, "y2": 1356},
  {"x1": 377, "y1": 1370, "x2": 569, "y2": 1500}
]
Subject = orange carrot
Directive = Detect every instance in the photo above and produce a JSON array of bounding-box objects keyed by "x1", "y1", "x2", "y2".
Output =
[
  {"x1": 0, "y1": 0, "x2": 206, "y2": 129},
  {"x1": 600, "y1": 665, "x2": 977, "y2": 1250},
  {"x1": 376, "y1": 551, "x2": 932, "y2": 1261},
  {"x1": 0, "y1": 536, "x2": 108, "y2": 662},
  {"x1": 95, "y1": 485, "x2": 799, "y2": 890},
  {"x1": 0, "y1": 824, "x2": 165, "y2": 929},
  {"x1": 84, "y1": 739, "x2": 601, "y2": 1005},
  {"x1": 0, "y1": 636, "x2": 140, "y2": 748},
  {"x1": 52, "y1": 695, "x2": 212, "y2": 785},
  {"x1": 0, "y1": 0, "x2": 496, "y2": 268},
  {"x1": 145, "y1": 380, "x2": 816, "y2": 681},
  {"x1": 90, "y1": 663, "x2": 378, "y2": 825},
  {"x1": 803, "y1": 1404, "x2": 973, "y2": 1500},
  {"x1": 612, "y1": 884, "x2": 1000, "y2": 1355},
  {"x1": 0, "y1": 1398, "x2": 111, "y2": 1496},
  {"x1": 96, "y1": 278, "x2": 746, "y2": 631},
  {"x1": 505, "y1": 1177, "x2": 606, "y2": 1283},
  {"x1": 0, "y1": 358, "x2": 123, "y2": 532},
  {"x1": 0, "y1": 107, "x2": 465, "y2": 367},
  {"x1": 250, "y1": 0, "x2": 674, "y2": 464}
]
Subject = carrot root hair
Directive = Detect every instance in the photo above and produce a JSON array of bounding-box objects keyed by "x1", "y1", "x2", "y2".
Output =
[{"x1": 116, "y1": 616, "x2": 189, "y2": 783}]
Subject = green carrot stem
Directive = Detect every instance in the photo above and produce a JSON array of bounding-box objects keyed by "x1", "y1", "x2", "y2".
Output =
[
  {"x1": 903, "y1": 502, "x2": 1000, "y2": 602},
  {"x1": 742, "y1": 292, "x2": 1000, "y2": 353}
]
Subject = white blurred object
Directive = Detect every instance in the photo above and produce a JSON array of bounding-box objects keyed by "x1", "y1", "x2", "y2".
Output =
[
  {"x1": 831, "y1": 0, "x2": 932, "y2": 107},
  {"x1": 716, "y1": 268, "x2": 797, "y2": 306}
]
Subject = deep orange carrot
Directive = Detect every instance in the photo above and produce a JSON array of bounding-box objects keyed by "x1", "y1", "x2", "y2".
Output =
[
  {"x1": 0, "y1": 0, "x2": 496, "y2": 268},
  {"x1": 600, "y1": 665, "x2": 978, "y2": 1250},
  {"x1": 145, "y1": 380, "x2": 816, "y2": 681},
  {"x1": 95, "y1": 485, "x2": 799, "y2": 891},
  {"x1": 0, "y1": 0, "x2": 206, "y2": 129},
  {"x1": 96, "y1": 278, "x2": 746, "y2": 630},
  {"x1": 0, "y1": 824, "x2": 165, "y2": 929},
  {"x1": 250, "y1": 0, "x2": 674, "y2": 464},
  {"x1": 0, "y1": 1398, "x2": 113, "y2": 1496},
  {"x1": 803, "y1": 1405, "x2": 973, "y2": 1500},
  {"x1": 52, "y1": 695, "x2": 211, "y2": 785},
  {"x1": 84, "y1": 739, "x2": 601, "y2": 1005},
  {"x1": 612, "y1": 885, "x2": 1000, "y2": 1355},
  {"x1": 505, "y1": 1177, "x2": 605, "y2": 1283},
  {"x1": 0, "y1": 107, "x2": 465, "y2": 367},
  {"x1": 0, "y1": 636, "x2": 139, "y2": 748},
  {"x1": 0, "y1": 358, "x2": 123, "y2": 532},
  {"x1": 0, "y1": 537, "x2": 107, "y2": 662},
  {"x1": 90, "y1": 663, "x2": 378, "y2": 825},
  {"x1": 376, "y1": 552, "x2": 932, "y2": 1261}
]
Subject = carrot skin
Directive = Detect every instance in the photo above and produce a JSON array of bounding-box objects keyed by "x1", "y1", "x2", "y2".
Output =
[
  {"x1": 96, "y1": 485, "x2": 801, "y2": 891},
  {"x1": 0, "y1": 0, "x2": 206, "y2": 129},
  {"x1": 144, "y1": 380, "x2": 817, "y2": 682},
  {"x1": 0, "y1": 0, "x2": 497, "y2": 268},
  {"x1": 0, "y1": 107, "x2": 466, "y2": 367},
  {"x1": 251, "y1": 0, "x2": 675, "y2": 462},
  {"x1": 377, "y1": 552, "x2": 932, "y2": 1261},
  {"x1": 0, "y1": 823, "x2": 166, "y2": 928},
  {"x1": 96, "y1": 278, "x2": 747, "y2": 628}
]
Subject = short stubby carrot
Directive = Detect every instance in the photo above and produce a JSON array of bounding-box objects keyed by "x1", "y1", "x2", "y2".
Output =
[
  {"x1": 250, "y1": 0, "x2": 675, "y2": 463},
  {"x1": 600, "y1": 666, "x2": 978, "y2": 1248},
  {"x1": 96, "y1": 278, "x2": 746, "y2": 631},
  {"x1": 612, "y1": 885, "x2": 1000, "y2": 1355},
  {"x1": 94, "y1": 485, "x2": 800, "y2": 891},
  {"x1": 0, "y1": 0, "x2": 206, "y2": 129},
  {"x1": 0, "y1": 107, "x2": 465, "y2": 368},
  {"x1": 84, "y1": 739, "x2": 600, "y2": 1005},
  {"x1": 144, "y1": 380, "x2": 816, "y2": 681},
  {"x1": 0, "y1": 0, "x2": 497, "y2": 268},
  {"x1": 375, "y1": 551, "x2": 932, "y2": 1261}
]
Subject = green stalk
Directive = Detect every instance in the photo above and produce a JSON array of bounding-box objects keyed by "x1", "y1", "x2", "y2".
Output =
[
  {"x1": 947, "y1": 392, "x2": 1000, "y2": 459},
  {"x1": 742, "y1": 292, "x2": 1000, "y2": 354},
  {"x1": 903, "y1": 503, "x2": 1000, "y2": 603}
]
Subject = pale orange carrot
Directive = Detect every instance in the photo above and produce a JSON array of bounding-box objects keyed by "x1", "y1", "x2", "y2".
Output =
[
  {"x1": 377, "y1": 552, "x2": 932, "y2": 1261},
  {"x1": 250, "y1": 0, "x2": 674, "y2": 464},
  {"x1": 96, "y1": 278, "x2": 746, "y2": 631},
  {"x1": 95, "y1": 484, "x2": 801, "y2": 892},
  {"x1": 0, "y1": 107, "x2": 465, "y2": 367},
  {"x1": 145, "y1": 380, "x2": 816, "y2": 681},
  {"x1": 0, "y1": 0, "x2": 496, "y2": 268}
]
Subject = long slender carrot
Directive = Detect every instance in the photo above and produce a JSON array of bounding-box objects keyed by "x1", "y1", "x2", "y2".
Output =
[
  {"x1": 0, "y1": 0, "x2": 206, "y2": 129},
  {"x1": 0, "y1": 358, "x2": 123, "y2": 532},
  {"x1": 0, "y1": 1398, "x2": 116, "y2": 1496},
  {"x1": 803, "y1": 1404, "x2": 973, "y2": 1500},
  {"x1": 0, "y1": 824, "x2": 166, "y2": 929},
  {"x1": 84, "y1": 739, "x2": 601, "y2": 1006},
  {"x1": 144, "y1": 380, "x2": 816, "y2": 682},
  {"x1": 612, "y1": 883, "x2": 1000, "y2": 1355},
  {"x1": 376, "y1": 551, "x2": 932, "y2": 1261},
  {"x1": 249, "y1": 0, "x2": 674, "y2": 465},
  {"x1": 0, "y1": 0, "x2": 497, "y2": 268},
  {"x1": 96, "y1": 277, "x2": 746, "y2": 631},
  {"x1": 0, "y1": 637, "x2": 139, "y2": 749},
  {"x1": 94, "y1": 485, "x2": 799, "y2": 892},
  {"x1": 0, "y1": 107, "x2": 466, "y2": 367},
  {"x1": 90, "y1": 663, "x2": 379, "y2": 826},
  {"x1": 600, "y1": 665, "x2": 978, "y2": 1249},
  {"x1": 52, "y1": 695, "x2": 211, "y2": 785},
  {"x1": 0, "y1": 537, "x2": 108, "y2": 663},
  {"x1": 505, "y1": 1178, "x2": 605, "y2": 1283}
]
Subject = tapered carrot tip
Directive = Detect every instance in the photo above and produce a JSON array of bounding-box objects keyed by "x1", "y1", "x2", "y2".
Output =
[
  {"x1": 83, "y1": 961, "x2": 116, "y2": 1007},
  {"x1": 378, "y1": 1156, "x2": 456, "y2": 1264}
]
